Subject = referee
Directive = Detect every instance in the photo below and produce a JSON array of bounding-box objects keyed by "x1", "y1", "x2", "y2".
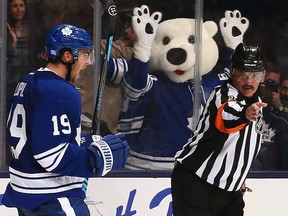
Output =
[{"x1": 171, "y1": 43, "x2": 267, "y2": 216}]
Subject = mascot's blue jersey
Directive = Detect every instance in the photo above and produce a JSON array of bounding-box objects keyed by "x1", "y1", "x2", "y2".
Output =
[
  {"x1": 3, "y1": 68, "x2": 94, "y2": 210},
  {"x1": 118, "y1": 57, "x2": 230, "y2": 170}
]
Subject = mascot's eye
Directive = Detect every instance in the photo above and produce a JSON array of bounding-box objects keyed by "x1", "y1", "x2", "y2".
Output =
[
  {"x1": 188, "y1": 35, "x2": 195, "y2": 44},
  {"x1": 163, "y1": 36, "x2": 170, "y2": 45}
]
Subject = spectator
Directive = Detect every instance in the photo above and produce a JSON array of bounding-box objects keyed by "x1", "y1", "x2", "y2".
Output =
[
  {"x1": 101, "y1": 9, "x2": 136, "y2": 59},
  {"x1": 74, "y1": 8, "x2": 135, "y2": 135},
  {"x1": 6, "y1": 0, "x2": 43, "y2": 167},
  {"x1": 171, "y1": 43, "x2": 267, "y2": 216},
  {"x1": 259, "y1": 63, "x2": 288, "y2": 121},
  {"x1": 265, "y1": 72, "x2": 288, "y2": 121},
  {"x1": 279, "y1": 73, "x2": 288, "y2": 115},
  {"x1": 6, "y1": 0, "x2": 38, "y2": 101},
  {"x1": 251, "y1": 61, "x2": 288, "y2": 171},
  {"x1": 260, "y1": 62, "x2": 281, "y2": 110}
]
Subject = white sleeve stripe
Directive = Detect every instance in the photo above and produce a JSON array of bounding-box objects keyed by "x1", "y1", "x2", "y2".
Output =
[
  {"x1": 111, "y1": 58, "x2": 118, "y2": 82},
  {"x1": 58, "y1": 198, "x2": 76, "y2": 216},
  {"x1": 122, "y1": 87, "x2": 142, "y2": 101},
  {"x1": 123, "y1": 79, "x2": 143, "y2": 94},
  {"x1": 123, "y1": 73, "x2": 155, "y2": 93},
  {"x1": 34, "y1": 142, "x2": 67, "y2": 159},
  {"x1": 123, "y1": 75, "x2": 154, "y2": 101},
  {"x1": 35, "y1": 143, "x2": 69, "y2": 171},
  {"x1": 118, "y1": 119, "x2": 143, "y2": 130},
  {"x1": 111, "y1": 58, "x2": 127, "y2": 84},
  {"x1": 118, "y1": 116, "x2": 144, "y2": 131},
  {"x1": 45, "y1": 145, "x2": 68, "y2": 172},
  {"x1": 118, "y1": 116, "x2": 144, "y2": 123}
]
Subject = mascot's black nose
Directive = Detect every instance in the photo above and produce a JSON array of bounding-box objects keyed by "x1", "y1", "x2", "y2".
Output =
[{"x1": 167, "y1": 48, "x2": 187, "y2": 65}]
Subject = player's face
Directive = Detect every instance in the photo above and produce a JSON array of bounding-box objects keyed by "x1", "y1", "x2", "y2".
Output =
[
  {"x1": 232, "y1": 69, "x2": 264, "y2": 98},
  {"x1": 77, "y1": 49, "x2": 94, "y2": 65},
  {"x1": 71, "y1": 49, "x2": 93, "y2": 82},
  {"x1": 10, "y1": 0, "x2": 26, "y2": 21}
]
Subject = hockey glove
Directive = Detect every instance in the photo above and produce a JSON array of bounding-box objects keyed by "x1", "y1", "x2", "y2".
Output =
[
  {"x1": 132, "y1": 5, "x2": 162, "y2": 62},
  {"x1": 84, "y1": 134, "x2": 129, "y2": 176},
  {"x1": 219, "y1": 10, "x2": 249, "y2": 50}
]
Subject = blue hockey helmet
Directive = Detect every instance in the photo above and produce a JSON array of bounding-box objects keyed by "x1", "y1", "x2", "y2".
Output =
[{"x1": 45, "y1": 24, "x2": 93, "y2": 60}]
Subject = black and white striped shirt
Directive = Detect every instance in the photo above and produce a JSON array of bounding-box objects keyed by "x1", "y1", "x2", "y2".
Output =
[{"x1": 175, "y1": 82, "x2": 263, "y2": 191}]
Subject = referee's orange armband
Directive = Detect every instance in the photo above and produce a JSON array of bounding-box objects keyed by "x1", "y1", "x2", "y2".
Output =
[{"x1": 215, "y1": 101, "x2": 247, "y2": 134}]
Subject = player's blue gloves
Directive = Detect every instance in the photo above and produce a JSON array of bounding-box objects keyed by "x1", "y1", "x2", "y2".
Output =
[{"x1": 82, "y1": 133, "x2": 129, "y2": 176}]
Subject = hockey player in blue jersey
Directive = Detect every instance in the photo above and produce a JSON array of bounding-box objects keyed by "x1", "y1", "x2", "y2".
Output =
[{"x1": 2, "y1": 24, "x2": 129, "y2": 216}]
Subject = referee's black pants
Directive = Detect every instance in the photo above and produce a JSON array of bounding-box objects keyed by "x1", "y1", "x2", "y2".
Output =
[{"x1": 171, "y1": 163, "x2": 245, "y2": 216}]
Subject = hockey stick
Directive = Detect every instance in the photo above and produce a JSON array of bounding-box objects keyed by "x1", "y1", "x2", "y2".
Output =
[{"x1": 92, "y1": 0, "x2": 117, "y2": 135}]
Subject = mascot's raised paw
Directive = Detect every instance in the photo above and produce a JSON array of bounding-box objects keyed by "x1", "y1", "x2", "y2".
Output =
[
  {"x1": 132, "y1": 5, "x2": 162, "y2": 62},
  {"x1": 219, "y1": 10, "x2": 249, "y2": 50}
]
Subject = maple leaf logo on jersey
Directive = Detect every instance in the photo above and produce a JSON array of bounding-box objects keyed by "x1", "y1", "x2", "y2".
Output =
[
  {"x1": 261, "y1": 121, "x2": 275, "y2": 143},
  {"x1": 62, "y1": 26, "x2": 73, "y2": 36}
]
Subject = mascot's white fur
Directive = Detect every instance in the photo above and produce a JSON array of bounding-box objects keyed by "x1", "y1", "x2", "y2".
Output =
[
  {"x1": 148, "y1": 10, "x2": 249, "y2": 84},
  {"x1": 150, "y1": 19, "x2": 219, "y2": 83},
  {"x1": 119, "y1": 5, "x2": 249, "y2": 170}
]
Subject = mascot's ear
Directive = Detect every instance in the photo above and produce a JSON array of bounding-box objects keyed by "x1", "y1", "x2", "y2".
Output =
[{"x1": 203, "y1": 21, "x2": 218, "y2": 37}]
